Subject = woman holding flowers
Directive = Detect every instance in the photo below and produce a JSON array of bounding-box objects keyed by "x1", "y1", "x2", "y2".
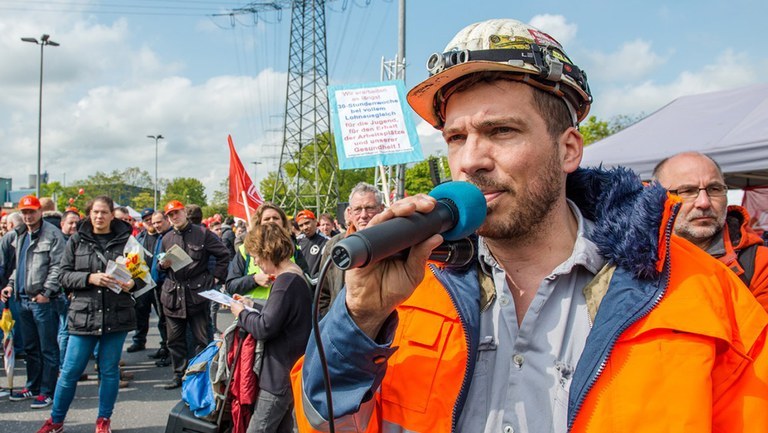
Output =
[{"x1": 37, "y1": 195, "x2": 144, "y2": 433}]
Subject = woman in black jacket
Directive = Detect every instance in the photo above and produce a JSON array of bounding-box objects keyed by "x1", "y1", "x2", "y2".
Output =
[
  {"x1": 229, "y1": 223, "x2": 312, "y2": 433},
  {"x1": 37, "y1": 196, "x2": 143, "y2": 433}
]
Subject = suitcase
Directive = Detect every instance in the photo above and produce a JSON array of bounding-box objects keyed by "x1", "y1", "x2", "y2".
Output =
[
  {"x1": 165, "y1": 329, "x2": 247, "y2": 433},
  {"x1": 165, "y1": 400, "x2": 219, "y2": 433}
]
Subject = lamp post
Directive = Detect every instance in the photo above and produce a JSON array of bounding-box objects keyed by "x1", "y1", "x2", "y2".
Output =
[
  {"x1": 21, "y1": 34, "x2": 59, "y2": 198},
  {"x1": 147, "y1": 134, "x2": 164, "y2": 210}
]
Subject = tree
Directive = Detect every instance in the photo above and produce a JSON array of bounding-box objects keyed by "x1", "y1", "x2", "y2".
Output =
[
  {"x1": 163, "y1": 177, "x2": 208, "y2": 206},
  {"x1": 131, "y1": 191, "x2": 155, "y2": 210},
  {"x1": 580, "y1": 116, "x2": 612, "y2": 145},
  {"x1": 202, "y1": 176, "x2": 230, "y2": 218},
  {"x1": 405, "y1": 156, "x2": 451, "y2": 195},
  {"x1": 580, "y1": 114, "x2": 644, "y2": 146}
]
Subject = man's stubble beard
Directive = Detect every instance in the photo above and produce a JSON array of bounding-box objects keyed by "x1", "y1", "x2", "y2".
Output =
[{"x1": 471, "y1": 148, "x2": 563, "y2": 242}]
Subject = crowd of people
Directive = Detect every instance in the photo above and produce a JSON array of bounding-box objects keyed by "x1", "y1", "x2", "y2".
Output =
[
  {"x1": 0, "y1": 188, "x2": 359, "y2": 433},
  {"x1": 3, "y1": 15, "x2": 768, "y2": 433}
]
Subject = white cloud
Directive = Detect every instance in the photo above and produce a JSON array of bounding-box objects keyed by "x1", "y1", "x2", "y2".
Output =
[
  {"x1": 415, "y1": 118, "x2": 445, "y2": 157},
  {"x1": 528, "y1": 14, "x2": 578, "y2": 47},
  {"x1": 0, "y1": 3, "x2": 297, "y2": 200},
  {"x1": 586, "y1": 39, "x2": 666, "y2": 83},
  {"x1": 593, "y1": 49, "x2": 761, "y2": 118}
]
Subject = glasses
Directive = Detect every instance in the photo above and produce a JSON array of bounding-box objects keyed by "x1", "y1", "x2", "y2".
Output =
[
  {"x1": 349, "y1": 205, "x2": 380, "y2": 216},
  {"x1": 667, "y1": 184, "x2": 728, "y2": 201}
]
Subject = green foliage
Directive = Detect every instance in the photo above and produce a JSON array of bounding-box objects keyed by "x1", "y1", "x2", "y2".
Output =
[
  {"x1": 580, "y1": 114, "x2": 644, "y2": 146},
  {"x1": 337, "y1": 167, "x2": 376, "y2": 205},
  {"x1": 163, "y1": 177, "x2": 208, "y2": 207},
  {"x1": 211, "y1": 177, "x2": 229, "y2": 208},
  {"x1": 202, "y1": 204, "x2": 228, "y2": 218},
  {"x1": 131, "y1": 191, "x2": 155, "y2": 210},
  {"x1": 580, "y1": 116, "x2": 612, "y2": 145},
  {"x1": 270, "y1": 132, "x2": 340, "y2": 214},
  {"x1": 405, "y1": 156, "x2": 451, "y2": 195}
]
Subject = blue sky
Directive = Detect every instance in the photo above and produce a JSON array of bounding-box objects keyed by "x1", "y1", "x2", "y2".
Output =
[{"x1": 1, "y1": 0, "x2": 765, "y2": 202}]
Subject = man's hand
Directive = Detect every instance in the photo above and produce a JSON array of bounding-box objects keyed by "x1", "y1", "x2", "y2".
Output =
[
  {"x1": 0, "y1": 287, "x2": 12, "y2": 303},
  {"x1": 344, "y1": 194, "x2": 443, "y2": 339},
  {"x1": 253, "y1": 273, "x2": 272, "y2": 287},
  {"x1": 32, "y1": 294, "x2": 50, "y2": 303},
  {"x1": 159, "y1": 259, "x2": 171, "y2": 270}
]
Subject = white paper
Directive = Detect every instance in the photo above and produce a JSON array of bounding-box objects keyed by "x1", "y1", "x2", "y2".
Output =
[
  {"x1": 164, "y1": 244, "x2": 193, "y2": 272},
  {"x1": 105, "y1": 260, "x2": 132, "y2": 294},
  {"x1": 198, "y1": 290, "x2": 259, "y2": 312}
]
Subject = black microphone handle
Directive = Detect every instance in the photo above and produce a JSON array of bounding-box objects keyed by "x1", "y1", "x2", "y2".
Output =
[
  {"x1": 391, "y1": 237, "x2": 476, "y2": 267},
  {"x1": 331, "y1": 199, "x2": 457, "y2": 270}
]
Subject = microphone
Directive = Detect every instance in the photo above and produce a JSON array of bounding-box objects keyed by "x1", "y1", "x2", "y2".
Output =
[{"x1": 331, "y1": 181, "x2": 487, "y2": 270}]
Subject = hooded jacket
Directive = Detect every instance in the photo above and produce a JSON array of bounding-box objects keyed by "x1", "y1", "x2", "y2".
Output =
[
  {"x1": 58, "y1": 219, "x2": 144, "y2": 335},
  {"x1": 291, "y1": 167, "x2": 768, "y2": 433},
  {"x1": 714, "y1": 205, "x2": 768, "y2": 312}
]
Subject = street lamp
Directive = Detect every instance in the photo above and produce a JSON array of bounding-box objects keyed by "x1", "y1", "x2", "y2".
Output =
[
  {"x1": 21, "y1": 34, "x2": 59, "y2": 198},
  {"x1": 147, "y1": 134, "x2": 164, "y2": 210}
]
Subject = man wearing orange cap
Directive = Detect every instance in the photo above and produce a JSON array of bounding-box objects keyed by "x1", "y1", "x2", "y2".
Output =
[
  {"x1": 1, "y1": 195, "x2": 66, "y2": 408},
  {"x1": 295, "y1": 209, "x2": 328, "y2": 284},
  {"x1": 157, "y1": 200, "x2": 230, "y2": 389}
]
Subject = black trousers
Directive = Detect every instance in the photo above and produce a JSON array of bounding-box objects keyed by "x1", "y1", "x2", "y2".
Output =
[
  {"x1": 165, "y1": 305, "x2": 211, "y2": 378},
  {"x1": 132, "y1": 287, "x2": 166, "y2": 347}
]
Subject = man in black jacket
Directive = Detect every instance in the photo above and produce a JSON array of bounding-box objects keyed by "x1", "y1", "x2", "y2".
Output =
[
  {"x1": 158, "y1": 200, "x2": 229, "y2": 389},
  {"x1": 126, "y1": 208, "x2": 159, "y2": 354},
  {"x1": 295, "y1": 210, "x2": 328, "y2": 285},
  {"x1": 220, "y1": 217, "x2": 236, "y2": 260}
]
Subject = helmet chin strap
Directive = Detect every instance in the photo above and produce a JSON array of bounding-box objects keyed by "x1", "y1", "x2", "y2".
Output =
[{"x1": 562, "y1": 91, "x2": 578, "y2": 127}]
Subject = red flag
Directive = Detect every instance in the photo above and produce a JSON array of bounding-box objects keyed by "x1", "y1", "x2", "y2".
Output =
[{"x1": 228, "y1": 135, "x2": 263, "y2": 220}]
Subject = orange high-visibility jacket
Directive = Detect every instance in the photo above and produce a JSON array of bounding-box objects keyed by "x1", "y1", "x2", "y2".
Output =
[
  {"x1": 292, "y1": 168, "x2": 768, "y2": 432},
  {"x1": 717, "y1": 205, "x2": 768, "y2": 313}
]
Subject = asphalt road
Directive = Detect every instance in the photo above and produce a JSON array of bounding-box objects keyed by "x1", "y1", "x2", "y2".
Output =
[{"x1": 0, "y1": 312, "x2": 238, "y2": 433}]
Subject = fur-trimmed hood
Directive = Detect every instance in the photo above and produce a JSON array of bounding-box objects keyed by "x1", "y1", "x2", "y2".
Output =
[{"x1": 567, "y1": 166, "x2": 671, "y2": 280}]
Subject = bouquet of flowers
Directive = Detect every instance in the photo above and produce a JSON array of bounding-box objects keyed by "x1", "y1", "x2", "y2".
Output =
[{"x1": 122, "y1": 236, "x2": 156, "y2": 296}]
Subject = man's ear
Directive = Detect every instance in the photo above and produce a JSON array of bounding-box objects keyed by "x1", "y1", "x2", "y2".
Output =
[{"x1": 560, "y1": 126, "x2": 583, "y2": 174}]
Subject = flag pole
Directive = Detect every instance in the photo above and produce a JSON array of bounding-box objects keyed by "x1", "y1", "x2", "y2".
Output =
[
  {"x1": 241, "y1": 191, "x2": 253, "y2": 228},
  {"x1": 379, "y1": 164, "x2": 391, "y2": 207}
]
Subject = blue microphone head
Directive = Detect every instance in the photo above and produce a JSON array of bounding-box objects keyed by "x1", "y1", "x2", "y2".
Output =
[{"x1": 429, "y1": 181, "x2": 487, "y2": 241}]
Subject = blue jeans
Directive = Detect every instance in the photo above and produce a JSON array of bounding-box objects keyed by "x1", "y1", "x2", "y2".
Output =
[
  {"x1": 51, "y1": 332, "x2": 128, "y2": 422},
  {"x1": 18, "y1": 297, "x2": 63, "y2": 397},
  {"x1": 57, "y1": 297, "x2": 70, "y2": 366}
]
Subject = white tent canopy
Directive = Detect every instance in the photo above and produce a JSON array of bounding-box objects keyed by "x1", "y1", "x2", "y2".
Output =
[{"x1": 582, "y1": 83, "x2": 768, "y2": 188}]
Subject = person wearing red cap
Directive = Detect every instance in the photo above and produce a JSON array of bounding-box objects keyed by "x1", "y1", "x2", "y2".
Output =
[
  {"x1": 1, "y1": 195, "x2": 66, "y2": 410},
  {"x1": 157, "y1": 200, "x2": 230, "y2": 390},
  {"x1": 295, "y1": 209, "x2": 328, "y2": 284}
]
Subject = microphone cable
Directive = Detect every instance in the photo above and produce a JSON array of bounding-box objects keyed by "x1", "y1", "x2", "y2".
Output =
[{"x1": 308, "y1": 237, "x2": 477, "y2": 433}]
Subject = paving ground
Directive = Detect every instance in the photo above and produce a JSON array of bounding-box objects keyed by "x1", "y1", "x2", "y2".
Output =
[{"x1": 0, "y1": 311, "x2": 239, "y2": 433}]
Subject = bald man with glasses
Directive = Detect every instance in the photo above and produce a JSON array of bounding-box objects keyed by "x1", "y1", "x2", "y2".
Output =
[{"x1": 654, "y1": 151, "x2": 768, "y2": 312}]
